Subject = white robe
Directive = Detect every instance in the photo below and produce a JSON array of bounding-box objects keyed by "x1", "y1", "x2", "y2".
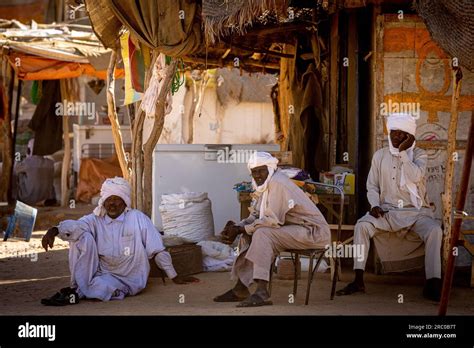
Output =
[
  {"x1": 354, "y1": 147, "x2": 442, "y2": 278},
  {"x1": 58, "y1": 209, "x2": 176, "y2": 301}
]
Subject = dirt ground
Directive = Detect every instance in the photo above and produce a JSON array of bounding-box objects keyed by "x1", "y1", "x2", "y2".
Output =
[{"x1": 1, "y1": 204, "x2": 473, "y2": 315}]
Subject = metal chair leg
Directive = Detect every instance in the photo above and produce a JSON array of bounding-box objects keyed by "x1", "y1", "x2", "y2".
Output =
[
  {"x1": 292, "y1": 253, "x2": 299, "y2": 296},
  {"x1": 330, "y1": 255, "x2": 339, "y2": 300},
  {"x1": 268, "y1": 257, "x2": 275, "y2": 296},
  {"x1": 305, "y1": 254, "x2": 315, "y2": 305}
]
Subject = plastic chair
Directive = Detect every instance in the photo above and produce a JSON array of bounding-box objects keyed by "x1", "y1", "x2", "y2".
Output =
[{"x1": 268, "y1": 180, "x2": 344, "y2": 305}]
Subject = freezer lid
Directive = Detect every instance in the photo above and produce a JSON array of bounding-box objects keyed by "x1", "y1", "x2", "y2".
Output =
[{"x1": 154, "y1": 144, "x2": 280, "y2": 152}]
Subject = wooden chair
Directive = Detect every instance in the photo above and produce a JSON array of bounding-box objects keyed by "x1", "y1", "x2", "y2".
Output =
[{"x1": 268, "y1": 180, "x2": 345, "y2": 305}]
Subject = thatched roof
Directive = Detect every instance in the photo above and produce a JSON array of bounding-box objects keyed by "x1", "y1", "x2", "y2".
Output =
[
  {"x1": 83, "y1": 0, "x2": 321, "y2": 73},
  {"x1": 84, "y1": 0, "x2": 122, "y2": 49},
  {"x1": 415, "y1": 0, "x2": 474, "y2": 71}
]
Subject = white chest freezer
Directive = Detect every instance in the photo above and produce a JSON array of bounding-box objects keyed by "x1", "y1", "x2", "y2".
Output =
[{"x1": 152, "y1": 144, "x2": 280, "y2": 234}]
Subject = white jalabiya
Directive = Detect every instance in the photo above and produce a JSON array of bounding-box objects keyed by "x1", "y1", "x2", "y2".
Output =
[
  {"x1": 386, "y1": 113, "x2": 422, "y2": 209},
  {"x1": 247, "y1": 152, "x2": 279, "y2": 219},
  {"x1": 58, "y1": 210, "x2": 177, "y2": 301}
]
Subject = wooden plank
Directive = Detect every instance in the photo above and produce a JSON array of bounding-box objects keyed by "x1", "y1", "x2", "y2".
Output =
[
  {"x1": 329, "y1": 12, "x2": 339, "y2": 168},
  {"x1": 374, "y1": 11, "x2": 384, "y2": 154},
  {"x1": 416, "y1": 140, "x2": 467, "y2": 150}
]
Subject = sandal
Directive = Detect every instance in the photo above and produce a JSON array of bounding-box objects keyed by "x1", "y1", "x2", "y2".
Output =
[
  {"x1": 336, "y1": 282, "x2": 365, "y2": 296},
  {"x1": 41, "y1": 288, "x2": 79, "y2": 306},
  {"x1": 213, "y1": 289, "x2": 248, "y2": 302},
  {"x1": 236, "y1": 294, "x2": 273, "y2": 308}
]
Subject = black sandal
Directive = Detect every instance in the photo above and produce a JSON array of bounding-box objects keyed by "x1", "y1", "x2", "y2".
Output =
[
  {"x1": 236, "y1": 294, "x2": 273, "y2": 308},
  {"x1": 336, "y1": 282, "x2": 366, "y2": 296},
  {"x1": 41, "y1": 288, "x2": 79, "y2": 306},
  {"x1": 213, "y1": 289, "x2": 248, "y2": 302}
]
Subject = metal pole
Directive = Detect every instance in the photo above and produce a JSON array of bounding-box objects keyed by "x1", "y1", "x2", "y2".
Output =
[{"x1": 439, "y1": 112, "x2": 474, "y2": 315}]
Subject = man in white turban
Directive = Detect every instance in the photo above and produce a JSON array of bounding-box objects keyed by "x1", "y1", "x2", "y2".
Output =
[
  {"x1": 213, "y1": 152, "x2": 331, "y2": 307},
  {"x1": 336, "y1": 113, "x2": 443, "y2": 301},
  {"x1": 40, "y1": 177, "x2": 197, "y2": 306}
]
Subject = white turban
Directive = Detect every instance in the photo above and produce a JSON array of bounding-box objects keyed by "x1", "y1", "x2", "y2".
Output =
[
  {"x1": 247, "y1": 152, "x2": 279, "y2": 219},
  {"x1": 386, "y1": 113, "x2": 422, "y2": 209},
  {"x1": 93, "y1": 177, "x2": 131, "y2": 217}
]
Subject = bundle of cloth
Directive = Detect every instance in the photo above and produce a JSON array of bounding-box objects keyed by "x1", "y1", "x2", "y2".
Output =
[{"x1": 197, "y1": 240, "x2": 236, "y2": 272}]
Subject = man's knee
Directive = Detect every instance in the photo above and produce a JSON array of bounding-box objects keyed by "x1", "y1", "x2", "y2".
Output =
[
  {"x1": 252, "y1": 227, "x2": 274, "y2": 241},
  {"x1": 427, "y1": 225, "x2": 443, "y2": 242},
  {"x1": 354, "y1": 221, "x2": 375, "y2": 238},
  {"x1": 74, "y1": 232, "x2": 97, "y2": 254}
]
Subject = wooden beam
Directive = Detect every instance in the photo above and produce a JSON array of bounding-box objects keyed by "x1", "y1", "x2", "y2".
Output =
[
  {"x1": 221, "y1": 48, "x2": 231, "y2": 59},
  {"x1": 59, "y1": 79, "x2": 72, "y2": 207},
  {"x1": 329, "y1": 12, "x2": 339, "y2": 168},
  {"x1": 0, "y1": 68, "x2": 13, "y2": 202},
  {"x1": 182, "y1": 56, "x2": 280, "y2": 71},
  {"x1": 243, "y1": 22, "x2": 313, "y2": 38},
  {"x1": 439, "y1": 108, "x2": 472, "y2": 316},
  {"x1": 106, "y1": 49, "x2": 130, "y2": 181},
  {"x1": 222, "y1": 40, "x2": 294, "y2": 58},
  {"x1": 441, "y1": 67, "x2": 463, "y2": 278}
]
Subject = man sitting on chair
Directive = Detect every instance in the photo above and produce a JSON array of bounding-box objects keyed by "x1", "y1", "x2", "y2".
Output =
[
  {"x1": 214, "y1": 152, "x2": 331, "y2": 307},
  {"x1": 336, "y1": 113, "x2": 443, "y2": 301}
]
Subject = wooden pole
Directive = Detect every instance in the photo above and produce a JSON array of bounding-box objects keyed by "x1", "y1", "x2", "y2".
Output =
[
  {"x1": 131, "y1": 51, "x2": 159, "y2": 210},
  {"x1": 439, "y1": 111, "x2": 473, "y2": 316},
  {"x1": 8, "y1": 77, "x2": 21, "y2": 201},
  {"x1": 59, "y1": 80, "x2": 74, "y2": 207},
  {"x1": 0, "y1": 63, "x2": 15, "y2": 202},
  {"x1": 441, "y1": 67, "x2": 463, "y2": 273},
  {"x1": 142, "y1": 59, "x2": 178, "y2": 217},
  {"x1": 107, "y1": 50, "x2": 130, "y2": 181}
]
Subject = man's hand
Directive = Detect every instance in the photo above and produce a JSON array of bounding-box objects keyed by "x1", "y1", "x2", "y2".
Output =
[
  {"x1": 398, "y1": 134, "x2": 415, "y2": 152},
  {"x1": 41, "y1": 227, "x2": 59, "y2": 251},
  {"x1": 369, "y1": 206, "x2": 386, "y2": 218},
  {"x1": 221, "y1": 225, "x2": 244, "y2": 245},
  {"x1": 172, "y1": 275, "x2": 200, "y2": 284}
]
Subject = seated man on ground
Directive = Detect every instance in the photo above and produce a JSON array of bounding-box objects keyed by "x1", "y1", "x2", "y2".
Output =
[
  {"x1": 214, "y1": 152, "x2": 331, "y2": 307},
  {"x1": 41, "y1": 177, "x2": 197, "y2": 306},
  {"x1": 336, "y1": 113, "x2": 443, "y2": 301}
]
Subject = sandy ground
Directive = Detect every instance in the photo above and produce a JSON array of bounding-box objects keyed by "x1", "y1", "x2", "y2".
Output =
[{"x1": 1, "y1": 205, "x2": 473, "y2": 315}]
